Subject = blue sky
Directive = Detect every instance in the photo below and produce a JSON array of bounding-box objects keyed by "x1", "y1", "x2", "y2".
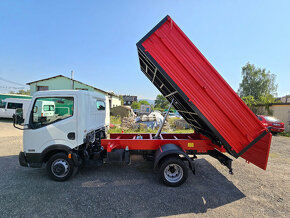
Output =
[{"x1": 0, "y1": 0, "x2": 289, "y2": 99}]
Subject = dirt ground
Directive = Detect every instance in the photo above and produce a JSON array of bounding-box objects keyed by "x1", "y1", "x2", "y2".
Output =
[{"x1": 0, "y1": 119, "x2": 289, "y2": 217}]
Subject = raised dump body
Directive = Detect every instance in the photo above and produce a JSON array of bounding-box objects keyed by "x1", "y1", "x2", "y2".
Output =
[{"x1": 137, "y1": 15, "x2": 272, "y2": 170}]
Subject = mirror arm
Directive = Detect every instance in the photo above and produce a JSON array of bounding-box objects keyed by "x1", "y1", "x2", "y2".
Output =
[{"x1": 13, "y1": 115, "x2": 29, "y2": 130}]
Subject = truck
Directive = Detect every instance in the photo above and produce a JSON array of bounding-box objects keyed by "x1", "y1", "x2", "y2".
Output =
[{"x1": 14, "y1": 16, "x2": 272, "y2": 187}]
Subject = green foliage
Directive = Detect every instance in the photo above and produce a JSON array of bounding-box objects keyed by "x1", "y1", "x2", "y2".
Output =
[
  {"x1": 238, "y1": 63, "x2": 277, "y2": 99},
  {"x1": 238, "y1": 63, "x2": 278, "y2": 115},
  {"x1": 242, "y1": 96, "x2": 256, "y2": 107},
  {"x1": 242, "y1": 94, "x2": 275, "y2": 115},
  {"x1": 168, "y1": 117, "x2": 179, "y2": 128},
  {"x1": 9, "y1": 89, "x2": 30, "y2": 95},
  {"x1": 153, "y1": 107, "x2": 165, "y2": 112},
  {"x1": 139, "y1": 100, "x2": 150, "y2": 105},
  {"x1": 278, "y1": 132, "x2": 290, "y2": 137},
  {"x1": 258, "y1": 94, "x2": 276, "y2": 104},
  {"x1": 108, "y1": 127, "x2": 194, "y2": 134},
  {"x1": 131, "y1": 101, "x2": 140, "y2": 109},
  {"x1": 154, "y1": 94, "x2": 169, "y2": 109},
  {"x1": 110, "y1": 116, "x2": 121, "y2": 125}
]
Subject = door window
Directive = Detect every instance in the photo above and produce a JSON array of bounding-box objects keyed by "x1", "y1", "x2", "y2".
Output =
[
  {"x1": 7, "y1": 102, "x2": 23, "y2": 109},
  {"x1": 37, "y1": 86, "x2": 49, "y2": 91},
  {"x1": 31, "y1": 97, "x2": 74, "y2": 129},
  {"x1": 96, "y1": 100, "x2": 105, "y2": 111}
]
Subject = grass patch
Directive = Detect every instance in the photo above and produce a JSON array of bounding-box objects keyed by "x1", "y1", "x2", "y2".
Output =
[
  {"x1": 108, "y1": 127, "x2": 194, "y2": 134},
  {"x1": 278, "y1": 132, "x2": 290, "y2": 137},
  {"x1": 110, "y1": 116, "x2": 121, "y2": 125}
]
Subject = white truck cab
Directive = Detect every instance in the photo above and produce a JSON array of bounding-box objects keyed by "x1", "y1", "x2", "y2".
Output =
[{"x1": 17, "y1": 90, "x2": 108, "y2": 180}]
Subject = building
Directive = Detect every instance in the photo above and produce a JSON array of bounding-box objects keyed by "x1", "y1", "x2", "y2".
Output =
[
  {"x1": 27, "y1": 75, "x2": 122, "y2": 126},
  {"x1": 140, "y1": 104, "x2": 151, "y2": 114},
  {"x1": 27, "y1": 75, "x2": 121, "y2": 108},
  {"x1": 255, "y1": 103, "x2": 290, "y2": 132},
  {"x1": 123, "y1": 95, "x2": 137, "y2": 106}
]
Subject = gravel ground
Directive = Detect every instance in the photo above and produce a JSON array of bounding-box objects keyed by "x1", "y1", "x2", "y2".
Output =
[{"x1": 0, "y1": 119, "x2": 289, "y2": 217}]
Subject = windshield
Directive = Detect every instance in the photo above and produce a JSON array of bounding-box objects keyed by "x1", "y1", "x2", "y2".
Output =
[
  {"x1": 31, "y1": 97, "x2": 74, "y2": 129},
  {"x1": 264, "y1": 116, "x2": 280, "y2": 122}
]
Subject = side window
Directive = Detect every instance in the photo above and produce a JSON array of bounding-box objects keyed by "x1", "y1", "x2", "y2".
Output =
[
  {"x1": 96, "y1": 100, "x2": 105, "y2": 111},
  {"x1": 7, "y1": 103, "x2": 23, "y2": 109},
  {"x1": 31, "y1": 97, "x2": 74, "y2": 129},
  {"x1": 0, "y1": 101, "x2": 6, "y2": 109},
  {"x1": 257, "y1": 116, "x2": 262, "y2": 121},
  {"x1": 43, "y1": 105, "x2": 55, "y2": 111}
]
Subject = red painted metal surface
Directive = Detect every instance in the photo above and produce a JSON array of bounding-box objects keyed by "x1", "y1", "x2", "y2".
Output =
[
  {"x1": 136, "y1": 16, "x2": 271, "y2": 170},
  {"x1": 102, "y1": 133, "x2": 226, "y2": 153}
]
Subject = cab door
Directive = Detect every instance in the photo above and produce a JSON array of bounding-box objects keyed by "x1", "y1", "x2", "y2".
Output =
[{"x1": 23, "y1": 96, "x2": 77, "y2": 153}]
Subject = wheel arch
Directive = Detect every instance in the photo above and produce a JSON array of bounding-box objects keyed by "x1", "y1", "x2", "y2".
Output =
[
  {"x1": 154, "y1": 144, "x2": 194, "y2": 172},
  {"x1": 42, "y1": 144, "x2": 72, "y2": 163}
]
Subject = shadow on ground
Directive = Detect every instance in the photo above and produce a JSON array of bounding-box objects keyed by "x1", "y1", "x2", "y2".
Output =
[
  {"x1": 0, "y1": 155, "x2": 245, "y2": 217},
  {"x1": 0, "y1": 118, "x2": 13, "y2": 123}
]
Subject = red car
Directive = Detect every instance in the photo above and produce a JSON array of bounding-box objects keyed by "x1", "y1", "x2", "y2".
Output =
[{"x1": 257, "y1": 115, "x2": 284, "y2": 135}]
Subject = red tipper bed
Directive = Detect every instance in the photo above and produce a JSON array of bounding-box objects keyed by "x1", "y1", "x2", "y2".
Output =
[{"x1": 136, "y1": 15, "x2": 272, "y2": 170}]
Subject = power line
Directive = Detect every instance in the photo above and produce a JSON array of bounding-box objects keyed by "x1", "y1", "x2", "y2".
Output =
[{"x1": 0, "y1": 76, "x2": 27, "y2": 86}]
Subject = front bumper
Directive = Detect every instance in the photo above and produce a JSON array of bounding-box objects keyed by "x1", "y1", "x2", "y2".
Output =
[
  {"x1": 269, "y1": 127, "x2": 285, "y2": 133},
  {"x1": 19, "y1": 152, "x2": 42, "y2": 168},
  {"x1": 19, "y1": 152, "x2": 28, "y2": 167}
]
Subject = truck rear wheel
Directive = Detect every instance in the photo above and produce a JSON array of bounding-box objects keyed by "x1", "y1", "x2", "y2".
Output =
[
  {"x1": 46, "y1": 153, "x2": 74, "y2": 181},
  {"x1": 159, "y1": 157, "x2": 188, "y2": 187}
]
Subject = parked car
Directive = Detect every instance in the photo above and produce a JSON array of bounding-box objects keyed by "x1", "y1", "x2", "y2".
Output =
[{"x1": 257, "y1": 115, "x2": 284, "y2": 135}]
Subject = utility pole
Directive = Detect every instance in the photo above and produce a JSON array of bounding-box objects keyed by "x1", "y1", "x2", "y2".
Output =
[{"x1": 71, "y1": 70, "x2": 74, "y2": 90}]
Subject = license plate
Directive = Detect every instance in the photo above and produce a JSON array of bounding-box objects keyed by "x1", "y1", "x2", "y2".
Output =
[{"x1": 273, "y1": 123, "x2": 280, "y2": 126}]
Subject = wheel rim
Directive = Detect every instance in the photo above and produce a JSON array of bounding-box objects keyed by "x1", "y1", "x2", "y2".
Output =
[
  {"x1": 51, "y1": 159, "x2": 70, "y2": 178},
  {"x1": 164, "y1": 163, "x2": 183, "y2": 183}
]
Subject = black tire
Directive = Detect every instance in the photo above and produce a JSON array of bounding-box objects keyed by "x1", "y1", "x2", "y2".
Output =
[
  {"x1": 159, "y1": 157, "x2": 188, "y2": 187},
  {"x1": 271, "y1": 132, "x2": 278, "y2": 136},
  {"x1": 46, "y1": 153, "x2": 74, "y2": 181}
]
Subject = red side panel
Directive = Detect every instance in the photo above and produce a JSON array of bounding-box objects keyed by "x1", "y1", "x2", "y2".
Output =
[{"x1": 137, "y1": 15, "x2": 272, "y2": 170}]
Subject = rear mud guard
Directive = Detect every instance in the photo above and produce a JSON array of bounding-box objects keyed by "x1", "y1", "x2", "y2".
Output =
[{"x1": 154, "y1": 144, "x2": 195, "y2": 174}]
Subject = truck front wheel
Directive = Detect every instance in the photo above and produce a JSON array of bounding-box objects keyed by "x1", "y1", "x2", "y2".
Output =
[
  {"x1": 46, "y1": 153, "x2": 74, "y2": 181},
  {"x1": 159, "y1": 157, "x2": 188, "y2": 187}
]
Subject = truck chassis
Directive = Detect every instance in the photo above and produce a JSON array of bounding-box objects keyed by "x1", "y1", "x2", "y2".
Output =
[{"x1": 100, "y1": 132, "x2": 233, "y2": 186}]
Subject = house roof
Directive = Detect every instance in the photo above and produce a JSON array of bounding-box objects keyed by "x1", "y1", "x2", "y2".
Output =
[
  {"x1": 123, "y1": 95, "x2": 137, "y2": 101},
  {"x1": 27, "y1": 75, "x2": 118, "y2": 97}
]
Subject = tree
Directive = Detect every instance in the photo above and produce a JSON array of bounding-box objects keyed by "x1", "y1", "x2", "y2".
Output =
[
  {"x1": 131, "y1": 101, "x2": 140, "y2": 109},
  {"x1": 238, "y1": 63, "x2": 277, "y2": 99},
  {"x1": 139, "y1": 100, "x2": 150, "y2": 105},
  {"x1": 154, "y1": 94, "x2": 169, "y2": 109},
  {"x1": 238, "y1": 63, "x2": 278, "y2": 115},
  {"x1": 9, "y1": 89, "x2": 30, "y2": 95}
]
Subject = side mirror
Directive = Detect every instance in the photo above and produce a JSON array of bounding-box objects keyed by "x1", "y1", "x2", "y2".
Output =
[{"x1": 13, "y1": 108, "x2": 24, "y2": 126}]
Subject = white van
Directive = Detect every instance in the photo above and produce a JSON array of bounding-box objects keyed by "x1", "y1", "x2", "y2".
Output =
[
  {"x1": 33, "y1": 100, "x2": 56, "y2": 122},
  {"x1": 0, "y1": 98, "x2": 31, "y2": 119}
]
